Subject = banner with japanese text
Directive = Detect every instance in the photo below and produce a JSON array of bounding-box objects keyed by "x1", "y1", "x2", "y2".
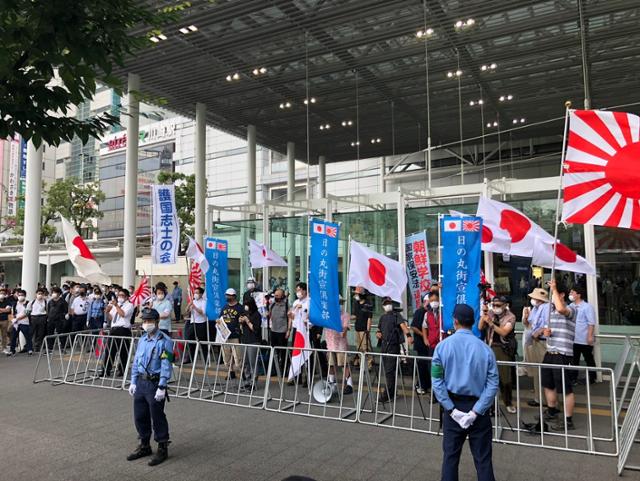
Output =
[
  {"x1": 151, "y1": 184, "x2": 179, "y2": 264},
  {"x1": 405, "y1": 231, "x2": 432, "y2": 311},
  {"x1": 204, "y1": 237, "x2": 228, "y2": 321},
  {"x1": 441, "y1": 216, "x2": 482, "y2": 336},
  {"x1": 308, "y1": 218, "x2": 341, "y2": 332}
]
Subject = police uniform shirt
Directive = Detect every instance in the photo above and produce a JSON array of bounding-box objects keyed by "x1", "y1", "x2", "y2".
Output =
[
  {"x1": 131, "y1": 330, "x2": 174, "y2": 387},
  {"x1": 219, "y1": 303, "x2": 244, "y2": 338},
  {"x1": 109, "y1": 301, "x2": 134, "y2": 328},
  {"x1": 378, "y1": 311, "x2": 406, "y2": 353},
  {"x1": 70, "y1": 296, "x2": 89, "y2": 315}
]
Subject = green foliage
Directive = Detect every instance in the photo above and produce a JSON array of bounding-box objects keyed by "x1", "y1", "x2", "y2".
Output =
[
  {"x1": 156, "y1": 171, "x2": 196, "y2": 249},
  {"x1": 0, "y1": 0, "x2": 183, "y2": 147}
]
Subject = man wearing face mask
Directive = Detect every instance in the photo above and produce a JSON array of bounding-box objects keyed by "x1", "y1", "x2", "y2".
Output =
[
  {"x1": 186, "y1": 287, "x2": 208, "y2": 363},
  {"x1": 523, "y1": 288, "x2": 550, "y2": 407},
  {"x1": 30, "y1": 288, "x2": 49, "y2": 352},
  {"x1": 127, "y1": 308, "x2": 173, "y2": 466},
  {"x1": 411, "y1": 293, "x2": 432, "y2": 395},
  {"x1": 103, "y1": 289, "x2": 134, "y2": 377},
  {"x1": 46, "y1": 287, "x2": 68, "y2": 351},
  {"x1": 351, "y1": 287, "x2": 373, "y2": 369},
  {"x1": 479, "y1": 296, "x2": 517, "y2": 414},
  {"x1": 375, "y1": 297, "x2": 413, "y2": 403},
  {"x1": 219, "y1": 288, "x2": 244, "y2": 380},
  {"x1": 268, "y1": 288, "x2": 290, "y2": 375},
  {"x1": 69, "y1": 284, "x2": 89, "y2": 339},
  {"x1": 7, "y1": 289, "x2": 33, "y2": 356},
  {"x1": 153, "y1": 286, "x2": 173, "y2": 336},
  {"x1": 242, "y1": 276, "x2": 261, "y2": 305},
  {"x1": 0, "y1": 288, "x2": 13, "y2": 353},
  {"x1": 569, "y1": 286, "x2": 597, "y2": 385}
]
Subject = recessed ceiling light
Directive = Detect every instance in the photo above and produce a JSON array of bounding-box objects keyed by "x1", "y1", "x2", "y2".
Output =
[
  {"x1": 157, "y1": 34, "x2": 167, "y2": 41},
  {"x1": 188, "y1": 25, "x2": 198, "y2": 32},
  {"x1": 179, "y1": 27, "x2": 189, "y2": 34},
  {"x1": 150, "y1": 36, "x2": 160, "y2": 43}
]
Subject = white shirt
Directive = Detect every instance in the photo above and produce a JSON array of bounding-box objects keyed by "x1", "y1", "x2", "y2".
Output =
[
  {"x1": 71, "y1": 296, "x2": 89, "y2": 315},
  {"x1": 291, "y1": 297, "x2": 310, "y2": 330},
  {"x1": 15, "y1": 301, "x2": 30, "y2": 325},
  {"x1": 30, "y1": 298, "x2": 47, "y2": 316},
  {"x1": 191, "y1": 297, "x2": 207, "y2": 324},
  {"x1": 109, "y1": 301, "x2": 134, "y2": 328}
]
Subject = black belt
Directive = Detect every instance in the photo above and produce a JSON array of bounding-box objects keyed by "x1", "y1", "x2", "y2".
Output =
[
  {"x1": 141, "y1": 374, "x2": 160, "y2": 382},
  {"x1": 448, "y1": 392, "x2": 479, "y2": 402}
]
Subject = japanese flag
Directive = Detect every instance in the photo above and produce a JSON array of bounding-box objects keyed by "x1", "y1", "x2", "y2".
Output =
[
  {"x1": 476, "y1": 196, "x2": 553, "y2": 256},
  {"x1": 532, "y1": 240, "x2": 596, "y2": 275},
  {"x1": 61, "y1": 216, "x2": 111, "y2": 285},
  {"x1": 313, "y1": 223, "x2": 325, "y2": 235},
  {"x1": 444, "y1": 219, "x2": 461, "y2": 231},
  {"x1": 288, "y1": 304, "x2": 310, "y2": 380},
  {"x1": 348, "y1": 240, "x2": 407, "y2": 303},
  {"x1": 248, "y1": 239, "x2": 288, "y2": 268},
  {"x1": 186, "y1": 236, "x2": 209, "y2": 273}
]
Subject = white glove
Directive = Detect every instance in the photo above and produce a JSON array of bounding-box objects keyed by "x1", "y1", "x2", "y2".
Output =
[
  {"x1": 128, "y1": 384, "x2": 136, "y2": 396},
  {"x1": 65, "y1": 314, "x2": 70, "y2": 320},
  {"x1": 460, "y1": 411, "x2": 478, "y2": 429},
  {"x1": 154, "y1": 388, "x2": 166, "y2": 402},
  {"x1": 450, "y1": 409, "x2": 466, "y2": 428}
]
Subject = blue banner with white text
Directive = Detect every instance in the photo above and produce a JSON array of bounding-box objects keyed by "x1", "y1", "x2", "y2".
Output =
[
  {"x1": 308, "y1": 218, "x2": 341, "y2": 332},
  {"x1": 441, "y1": 216, "x2": 482, "y2": 336},
  {"x1": 204, "y1": 237, "x2": 228, "y2": 321}
]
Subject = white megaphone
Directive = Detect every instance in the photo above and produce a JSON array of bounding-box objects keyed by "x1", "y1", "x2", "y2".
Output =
[{"x1": 312, "y1": 380, "x2": 337, "y2": 403}]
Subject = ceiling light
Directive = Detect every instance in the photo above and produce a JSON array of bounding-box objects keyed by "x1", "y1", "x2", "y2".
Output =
[
  {"x1": 188, "y1": 25, "x2": 198, "y2": 32},
  {"x1": 487, "y1": 121, "x2": 499, "y2": 128},
  {"x1": 279, "y1": 101, "x2": 292, "y2": 109},
  {"x1": 467, "y1": 18, "x2": 475, "y2": 26},
  {"x1": 508, "y1": 94, "x2": 514, "y2": 100},
  {"x1": 303, "y1": 97, "x2": 316, "y2": 105},
  {"x1": 253, "y1": 67, "x2": 267, "y2": 76},
  {"x1": 456, "y1": 70, "x2": 462, "y2": 76},
  {"x1": 481, "y1": 63, "x2": 497, "y2": 72},
  {"x1": 259, "y1": 67, "x2": 267, "y2": 74},
  {"x1": 150, "y1": 36, "x2": 160, "y2": 43},
  {"x1": 416, "y1": 28, "x2": 434, "y2": 38},
  {"x1": 226, "y1": 75, "x2": 232, "y2": 82},
  {"x1": 455, "y1": 18, "x2": 475, "y2": 30},
  {"x1": 370, "y1": 138, "x2": 381, "y2": 144},
  {"x1": 455, "y1": 20, "x2": 464, "y2": 28},
  {"x1": 232, "y1": 73, "x2": 240, "y2": 80},
  {"x1": 350, "y1": 141, "x2": 360, "y2": 147},
  {"x1": 520, "y1": 118, "x2": 525, "y2": 123},
  {"x1": 179, "y1": 27, "x2": 189, "y2": 34},
  {"x1": 490, "y1": 62, "x2": 497, "y2": 69},
  {"x1": 469, "y1": 99, "x2": 483, "y2": 107},
  {"x1": 447, "y1": 71, "x2": 453, "y2": 78},
  {"x1": 319, "y1": 124, "x2": 331, "y2": 130},
  {"x1": 341, "y1": 120, "x2": 353, "y2": 127},
  {"x1": 157, "y1": 34, "x2": 167, "y2": 41}
]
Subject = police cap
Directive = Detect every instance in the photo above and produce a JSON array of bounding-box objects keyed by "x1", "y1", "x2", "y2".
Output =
[
  {"x1": 140, "y1": 307, "x2": 160, "y2": 322},
  {"x1": 453, "y1": 304, "x2": 475, "y2": 327}
]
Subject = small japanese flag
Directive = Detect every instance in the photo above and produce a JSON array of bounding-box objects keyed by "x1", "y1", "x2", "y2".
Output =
[
  {"x1": 444, "y1": 219, "x2": 462, "y2": 232},
  {"x1": 313, "y1": 223, "x2": 325, "y2": 235},
  {"x1": 206, "y1": 240, "x2": 216, "y2": 249}
]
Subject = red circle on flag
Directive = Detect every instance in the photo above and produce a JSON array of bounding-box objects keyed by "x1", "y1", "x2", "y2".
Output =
[
  {"x1": 555, "y1": 242, "x2": 577, "y2": 263},
  {"x1": 606, "y1": 142, "x2": 640, "y2": 200},
  {"x1": 482, "y1": 225, "x2": 493, "y2": 243},
  {"x1": 368, "y1": 258, "x2": 387, "y2": 286},
  {"x1": 72, "y1": 236, "x2": 95, "y2": 260},
  {"x1": 292, "y1": 331, "x2": 305, "y2": 356},
  {"x1": 262, "y1": 248, "x2": 267, "y2": 257},
  {"x1": 499, "y1": 210, "x2": 531, "y2": 243},
  {"x1": 448, "y1": 221, "x2": 457, "y2": 230}
]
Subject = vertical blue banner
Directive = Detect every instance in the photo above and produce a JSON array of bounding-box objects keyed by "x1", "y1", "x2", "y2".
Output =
[
  {"x1": 18, "y1": 138, "x2": 27, "y2": 210},
  {"x1": 204, "y1": 237, "x2": 228, "y2": 320},
  {"x1": 441, "y1": 216, "x2": 482, "y2": 336},
  {"x1": 308, "y1": 218, "x2": 341, "y2": 332}
]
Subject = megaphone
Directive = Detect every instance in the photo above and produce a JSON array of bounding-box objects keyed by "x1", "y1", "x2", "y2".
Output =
[{"x1": 312, "y1": 380, "x2": 337, "y2": 403}]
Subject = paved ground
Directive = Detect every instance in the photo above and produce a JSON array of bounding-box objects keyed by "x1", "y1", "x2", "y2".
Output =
[{"x1": 2, "y1": 353, "x2": 637, "y2": 481}]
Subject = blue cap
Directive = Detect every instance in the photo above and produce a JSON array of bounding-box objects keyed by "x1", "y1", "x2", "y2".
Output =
[{"x1": 453, "y1": 304, "x2": 475, "y2": 325}]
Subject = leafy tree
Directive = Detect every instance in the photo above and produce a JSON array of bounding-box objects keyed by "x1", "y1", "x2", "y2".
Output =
[
  {"x1": 157, "y1": 171, "x2": 196, "y2": 250},
  {"x1": 0, "y1": 0, "x2": 188, "y2": 147}
]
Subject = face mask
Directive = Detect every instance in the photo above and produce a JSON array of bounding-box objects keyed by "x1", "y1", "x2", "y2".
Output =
[
  {"x1": 247, "y1": 283, "x2": 255, "y2": 290},
  {"x1": 244, "y1": 305, "x2": 250, "y2": 311},
  {"x1": 156, "y1": 294, "x2": 165, "y2": 300},
  {"x1": 194, "y1": 294, "x2": 201, "y2": 300},
  {"x1": 225, "y1": 296, "x2": 233, "y2": 303},
  {"x1": 142, "y1": 323, "x2": 155, "y2": 333},
  {"x1": 530, "y1": 299, "x2": 539, "y2": 307},
  {"x1": 74, "y1": 287, "x2": 79, "y2": 294},
  {"x1": 493, "y1": 307, "x2": 504, "y2": 315},
  {"x1": 430, "y1": 301, "x2": 440, "y2": 310},
  {"x1": 354, "y1": 295, "x2": 360, "y2": 301},
  {"x1": 568, "y1": 295, "x2": 575, "y2": 302},
  {"x1": 117, "y1": 297, "x2": 125, "y2": 304},
  {"x1": 18, "y1": 296, "x2": 25, "y2": 302},
  {"x1": 296, "y1": 291, "x2": 304, "y2": 299},
  {"x1": 0, "y1": 294, "x2": 5, "y2": 300},
  {"x1": 383, "y1": 304, "x2": 393, "y2": 312},
  {"x1": 51, "y1": 293, "x2": 59, "y2": 300}
]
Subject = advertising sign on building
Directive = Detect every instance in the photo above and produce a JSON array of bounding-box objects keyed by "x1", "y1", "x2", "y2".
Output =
[{"x1": 100, "y1": 119, "x2": 178, "y2": 155}]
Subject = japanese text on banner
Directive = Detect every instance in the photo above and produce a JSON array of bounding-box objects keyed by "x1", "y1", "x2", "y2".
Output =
[
  {"x1": 151, "y1": 184, "x2": 180, "y2": 265},
  {"x1": 405, "y1": 231, "x2": 432, "y2": 311},
  {"x1": 205, "y1": 238, "x2": 229, "y2": 321},
  {"x1": 308, "y1": 219, "x2": 341, "y2": 332}
]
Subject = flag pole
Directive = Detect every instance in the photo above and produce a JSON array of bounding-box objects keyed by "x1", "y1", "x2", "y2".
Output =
[
  {"x1": 149, "y1": 185, "x2": 154, "y2": 297},
  {"x1": 437, "y1": 213, "x2": 443, "y2": 341},
  {"x1": 546, "y1": 101, "x2": 572, "y2": 325}
]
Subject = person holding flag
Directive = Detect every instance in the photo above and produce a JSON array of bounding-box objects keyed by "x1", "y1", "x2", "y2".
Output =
[{"x1": 288, "y1": 282, "x2": 311, "y2": 384}]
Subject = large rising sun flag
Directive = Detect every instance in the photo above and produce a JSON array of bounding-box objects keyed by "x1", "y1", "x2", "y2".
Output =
[{"x1": 561, "y1": 109, "x2": 640, "y2": 230}]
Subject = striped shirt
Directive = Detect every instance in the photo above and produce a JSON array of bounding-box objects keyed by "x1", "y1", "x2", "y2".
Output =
[{"x1": 546, "y1": 304, "x2": 576, "y2": 356}]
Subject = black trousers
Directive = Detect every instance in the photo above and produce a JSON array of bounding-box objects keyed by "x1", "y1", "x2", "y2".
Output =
[
  {"x1": 30, "y1": 315, "x2": 47, "y2": 352},
  {"x1": 270, "y1": 331, "x2": 288, "y2": 376},
  {"x1": 46, "y1": 316, "x2": 65, "y2": 350},
  {"x1": 381, "y1": 346, "x2": 400, "y2": 397},
  {"x1": 573, "y1": 343, "x2": 597, "y2": 383},
  {"x1": 309, "y1": 326, "x2": 326, "y2": 378},
  {"x1": 442, "y1": 397, "x2": 495, "y2": 481},
  {"x1": 414, "y1": 343, "x2": 432, "y2": 390},
  {"x1": 134, "y1": 378, "x2": 169, "y2": 443},
  {"x1": 103, "y1": 326, "x2": 131, "y2": 375},
  {"x1": 190, "y1": 321, "x2": 212, "y2": 363},
  {"x1": 173, "y1": 300, "x2": 181, "y2": 322}
]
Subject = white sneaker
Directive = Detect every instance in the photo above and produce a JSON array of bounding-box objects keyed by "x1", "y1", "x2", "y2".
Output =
[{"x1": 506, "y1": 405, "x2": 517, "y2": 414}]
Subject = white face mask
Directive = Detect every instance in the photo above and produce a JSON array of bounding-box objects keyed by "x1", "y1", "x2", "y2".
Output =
[
  {"x1": 0, "y1": 294, "x2": 5, "y2": 300},
  {"x1": 354, "y1": 294, "x2": 360, "y2": 301},
  {"x1": 194, "y1": 294, "x2": 201, "y2": 300},
  {"x1": 493, "y1": 307, "x2": 504, "y2": 315},
  {"x1": 247, "y1": 283, "x2": 255, "y2": 290},
  {"x1": 117, "y1": 297, "x2": 125, "y2": 305},
  {"x1": 296, "y1": 291, "x2": 304, "y2": 299},
  {"x1": 383, "y1": 304, "x2": 393, "y2": 312},
  {"x1": 18, "y1": 296, "x2": 25, "y2": 302},
  {"x1": 530, "y1": 299, "x2": 539, "y2": 307},
  {"x1": 156, "y1": 294, "x2": 165, "y2": 301},
  {"x1": 51, "y1": 293, "x2": 59, "y2": 300},
  {"x1": 244, "y1": 305, "x2": 250, "y2": 311},
  {"x1": 142, "y1": 323, "x2": 155, "y2": 333},
  {"x1": 568, "y1": 294, "x2": 575, "y2": 302},
  {"x1": 430, "y1": 301, "x2": 440, "y2": 310}
]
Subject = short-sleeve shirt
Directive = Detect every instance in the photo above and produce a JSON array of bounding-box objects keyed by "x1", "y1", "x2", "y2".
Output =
[
  {"x1": 325, "y1": 312, "x2": 349, "y2": 352},
  {"x1": 153, "y1": 298, "x2": 173, "y2": 332},
  {"x1": 71, "y1": 296, "x2": 89, "y2": 315},
  {"x1": 353, "y1": 301, "x2": 372, "y2": 331},
  {"x1": 546, "y1": 305, "x2": 577, "y2": 356},
  {"x1": 291, "y1": 297, "x2": 310, "y2": 330},
  {"x1": 571, "y1": 301, "x2": 596, "y2": 345},
  {"x1": 411, "y1": 307, "x2": 427, "y2": 349},
  {"x1": 219, "y1": 303, "x2": 244, "y2": 339},
  {"x1": 378, "y1": 312, "x2": 406, "y2": 353},
  {"x1": 0, "y1": 298, "x2": 11, "y2": 321},
  {"x1": 14, "y1": 301, "x2": 30, "y2": 325},
  {"x1": 191, "y1": 297, "x2": 207, "y2": 324},
  {"x1": 30, "y1": 298, "x2": 47, "y2": 316},
  {"x1": 109, "y1": 301, "x2": 134, "y2": 328}
]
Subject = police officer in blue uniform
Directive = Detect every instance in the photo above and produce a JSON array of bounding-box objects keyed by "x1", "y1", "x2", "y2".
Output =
[
  {"x1": 127, "y1": 308, "x2": 173, "y2": 466},
  {"x1": 431, "y1": 304, "x2": 499, "y2": 481}
]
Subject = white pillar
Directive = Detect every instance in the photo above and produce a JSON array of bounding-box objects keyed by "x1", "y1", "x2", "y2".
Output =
[
  {"x1": 21, "y1": 141, "x2": 43, "y2": 299},
  {"x1": 122, "y1": 73, "x2": 140, "y2": 289},
  {"x1": 195, "y1": 102, "x2": 207, "y2": 245},
  {"x1": 45, "y1": 254, "x2": 52, "y2": 289},
  {"x1": 584, "y1": 223, "x2": 602, "y2": 381},
  {"x1": 286, "y1": 142, "x2": 296, "y2": 296},
  {"x1": 318, "y1": 155, "x2": 326, "y2": 199},
  {"x1": 397, "y1": 191, "x2": 407, "y2": 317},
  {"x1": 247, "y1": 125, "x2": 257, "y2": 205}
]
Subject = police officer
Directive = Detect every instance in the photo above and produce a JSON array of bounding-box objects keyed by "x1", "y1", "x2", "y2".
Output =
[
  {"x1": 127, "y1": 308, "x2": 173, "y2": 466},
  {"x1": 375, "y1": 297, "x2": 413, "y2": 403},
  {"x1": 431, "y1": 304, "x2": 499, "y2": 481}
]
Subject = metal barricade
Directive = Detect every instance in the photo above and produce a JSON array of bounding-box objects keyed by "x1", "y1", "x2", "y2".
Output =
[
  {"x1": 617, "y1": 377, "x2": 640, "y2": 475},
  {"x1": 188, "y1": 340, "x2": 272, "y2": 410},
  {"x1": 33, "y1": 333, "x2": 72, "y2": 384},
  {"x1": 615, "y1": 343, "x2": 640, "y2": 419},
  {"x1": 264, "y1": 346, "x2": 363, "y2": 422}
]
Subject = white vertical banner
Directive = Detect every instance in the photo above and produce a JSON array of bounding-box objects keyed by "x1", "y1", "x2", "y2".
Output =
[
  {"x1": 151, "y1": 184, "x2": 180, "y2": 265},
  {"x1": 7, "y1": 137, "x2": 20, "y2": 217}
]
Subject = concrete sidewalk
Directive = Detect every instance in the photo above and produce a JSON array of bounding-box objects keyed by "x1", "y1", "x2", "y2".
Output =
[{"x1": 1, "y1": 353, "x2": 633, "y2": 481}]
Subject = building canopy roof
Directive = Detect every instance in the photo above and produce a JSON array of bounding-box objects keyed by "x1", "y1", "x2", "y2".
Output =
[{"x1": 116, "y1": 0, "x2": 640, "y2": 163}]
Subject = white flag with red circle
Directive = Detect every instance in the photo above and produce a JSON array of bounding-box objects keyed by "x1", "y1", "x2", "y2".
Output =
[
  {"x1": 532, "y1": 240, "x2": 596, "y2": 275},
  {"x1": 186, "y1": 236, "x2": 209, "y2": 274},
  {"x1": 248, "y1": 239, "x2": 288, "y2": 268},
  {"x1": 476, "y1": 197, "x2": 553, "y2": 257},
  {"x1": 287, "y1": 307, "x2": 310, "y2": 380},
  {"x1": 348, "y1": 240, "x2": 407, "y2": 303},
  {"x1": 61, "y1": 216, "x2": 111, "y2": 285},
  {"x1": 561, "y1": 109, "x2": 640, "y2": 230}
]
